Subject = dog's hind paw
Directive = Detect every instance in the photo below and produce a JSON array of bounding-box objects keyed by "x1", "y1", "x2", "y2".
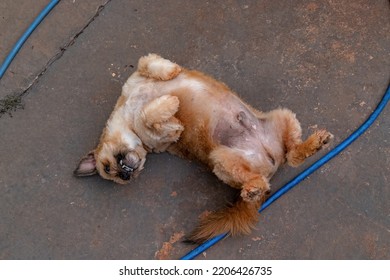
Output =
[
  {"x1": 241, "y1": 179, "x2": 270, "y2": 202},
  {"x1": 315, "y1": 129, "x2": 334, "y2": 147}
]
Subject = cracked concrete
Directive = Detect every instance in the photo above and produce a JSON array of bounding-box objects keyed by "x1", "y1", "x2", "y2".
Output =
[
  {"x1": 0, "y1": 0, "x2": 389, "y2": 259},
  {"x1": 0, "y1": 0, "x2": 110, "y2": 102}
]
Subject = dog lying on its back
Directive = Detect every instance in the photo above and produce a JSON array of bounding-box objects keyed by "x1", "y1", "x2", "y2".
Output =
[{"x1": 74, "y1": 54, "x2": 333, "y2": 243}]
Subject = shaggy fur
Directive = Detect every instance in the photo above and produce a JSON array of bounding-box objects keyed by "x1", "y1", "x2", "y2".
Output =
[{"x1": 75, "y1": 54, "x2": 333, "y2": 243}]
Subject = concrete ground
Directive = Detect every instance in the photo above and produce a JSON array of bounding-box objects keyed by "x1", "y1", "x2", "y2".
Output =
[{"x1": 0, "y1": 0, "x2": 389, "y2": 260}]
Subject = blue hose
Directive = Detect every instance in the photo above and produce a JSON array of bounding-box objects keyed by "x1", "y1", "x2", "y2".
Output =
[
  {"x1": 181, "y1": 83, "x2": 390, "y2": 260},
  {"x1": 0, "y1": 0, "x2": 60, "y2": 79}
]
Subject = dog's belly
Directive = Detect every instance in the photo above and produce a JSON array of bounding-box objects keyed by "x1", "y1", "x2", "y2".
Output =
[
  {"x1": 213, "y1": 108, "x2": 282, "y2": 177},
  {"x1": 169, "y1": 79, "x2": 282, "y2": 176},
  {"x1": 212, "y1": 102, "x2": 258, "y2": 147}
]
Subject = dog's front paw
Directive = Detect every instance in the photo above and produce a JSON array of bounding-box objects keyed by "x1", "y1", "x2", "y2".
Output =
[
  {"x1": 142, "y1": 95, "x2": 181, "y2": 130},
  {"x1": 138, "y1": 53, "x2": 182, "y2": 81},
  {"x1": 151, "y1": 95, "x2": 180, "y2": 126},
  {"x1": 159, "y1": 117, "x2": 184, "y2": 141}
]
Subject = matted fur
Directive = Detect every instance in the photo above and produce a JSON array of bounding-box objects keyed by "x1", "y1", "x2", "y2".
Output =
[{"x1": 75, "y1": 54, "x2": 333, "y2": 243}]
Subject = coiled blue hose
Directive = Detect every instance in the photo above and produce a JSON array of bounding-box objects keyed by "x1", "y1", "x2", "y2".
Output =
[
  {"x1": 181, "y1": 83, "x2": 390, "y2": 260},
  {"x1": 0, "y1": 0, "x2": 60, "y2": 79}
]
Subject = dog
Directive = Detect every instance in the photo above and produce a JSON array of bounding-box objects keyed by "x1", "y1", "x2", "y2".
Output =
[{"x1": 74, "y1": 54, "x2": 333, "y2": 243}]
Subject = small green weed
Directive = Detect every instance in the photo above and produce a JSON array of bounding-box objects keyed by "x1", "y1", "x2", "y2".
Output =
[{"x1": 0, "y1": 94, "x2": 24, "y2": 118}]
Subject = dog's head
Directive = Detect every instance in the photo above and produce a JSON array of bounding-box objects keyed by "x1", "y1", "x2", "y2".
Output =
[{"x1": 74, "y1": 129, "x2": 147, "y2": 184}]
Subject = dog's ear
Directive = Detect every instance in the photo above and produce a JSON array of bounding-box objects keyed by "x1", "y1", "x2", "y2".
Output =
[{"x1": 74, "y1": 151, "x2": 97, "y2": 177}]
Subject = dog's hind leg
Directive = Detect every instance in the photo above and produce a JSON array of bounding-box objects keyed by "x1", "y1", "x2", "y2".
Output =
[
  {"x1": 286, "y1": 129, "x2": 334, "y2": 167},
  {"x1": 270, "y1": 109, "x2": 333, "y2": 167},
  {"x1": 210, "y1": 146, "x2": 271, "y2": 202}
]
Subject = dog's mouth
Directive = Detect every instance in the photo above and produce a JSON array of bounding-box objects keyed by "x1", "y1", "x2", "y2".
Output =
[
  {"x1": 119, "y1": 158, "x2": 134, "y2": 173},
  {"x1": 115, "y1": 152, "x2": 141, "y2": 181}
]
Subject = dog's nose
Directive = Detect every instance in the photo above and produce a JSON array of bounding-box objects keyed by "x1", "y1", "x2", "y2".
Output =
[{"x1": 119, "y1": 172, "x2": 131, "y2": 181}]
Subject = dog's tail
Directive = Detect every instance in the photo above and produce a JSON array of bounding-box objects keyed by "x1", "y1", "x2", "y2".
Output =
[
  {"x1": 186, "y1": 197, "x2": 262, "y2": 244},
  {"x1": 137, "y1": 53, "x2": 182, "y2": 81}
]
